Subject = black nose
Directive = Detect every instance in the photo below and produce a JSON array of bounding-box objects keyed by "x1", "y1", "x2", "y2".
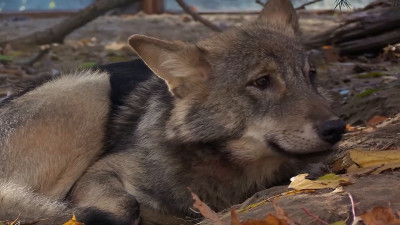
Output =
[{"x1": 317, "y1": 119, "x2": 346, "y2": 145}]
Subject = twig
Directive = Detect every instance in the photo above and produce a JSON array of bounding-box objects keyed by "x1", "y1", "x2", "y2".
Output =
[
  {"x1": 295, "y1": 0, "x2": 323, "y2": 10},
  {"x1": 255, "y1": 0, "x2": 265, "y2": 6},
  {"x1": 22, "y1": 45, "x2": 51, "y2": 66},
  {"x1": 348, "y1": 192, "x2": 362, "y2": 225},
  {"x1": 175, "y1": 0, "x2": 222, "y2": 32},
  {"x1": 301, "y1": 207, "x2": 330, "y2": 225},
  {"x1": 348, "y1": 192, "x2": 356, "y2": 219}
]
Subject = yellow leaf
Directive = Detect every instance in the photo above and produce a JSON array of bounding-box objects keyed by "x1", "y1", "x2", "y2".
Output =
[
  {"x1": 9, "y1": 215, "x2": 19, "y2": 225},
  {"x1": 347, "y1": 165, "x2": 380, "y2": 175},
  {"x1": 350, "y1": 149, "x2": 400, "y2": 167},
  {"x1": 373, "y1": 162, "x2": 400, "y2": 174},
  {"x1": 317, "y1": 173, "x2": 342, "y2": 180},
  {"x1": 330, "y1": 221, "x2": 346, "y2": 225},
  {"x1": 63, "y1": 214, "x2": 84, "y2": 225},
  {"x1": 288, "y1": 173, "x2": 351, "y2": 191}
]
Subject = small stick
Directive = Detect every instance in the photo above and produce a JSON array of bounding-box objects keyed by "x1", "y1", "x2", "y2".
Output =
[
  {"x1": 255, "y1": 0, "x2": 265, "y2": 6},
  {"x1": 176, "y1": 0, "x2": 222, "y2": 32},
  {"x1": 301, "y1": 207, "x2": 330, "y2": 225},
  {"x1": 348, "y1": 192, "x2": 362, "y2": 225},
  {"x1": 22, "y1": 45, "x2": 51, "y2": 66}
]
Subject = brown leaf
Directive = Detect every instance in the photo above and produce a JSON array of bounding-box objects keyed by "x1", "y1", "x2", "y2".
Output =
[
  {"x1": 190, "y1": 191, "x2": 223, "y2": 225},
  {"x1": 361, "y1": 206, "x2": 400, "y2": 225},
  {"x1": 367, "y1": 115, "x2": 388, "y2": 127},
  {"x1": 345, "y1": 124, "x2": 359, "y2": 132},
  {"x1": 272, "y1": 203, "x2": 296, "y2": 225},
  {"x1": 231, "y1": 208, "x2": 242, "y2": 225},
  {"x1": 231, "y1": 203, "x2": 296, "y2": 225}
]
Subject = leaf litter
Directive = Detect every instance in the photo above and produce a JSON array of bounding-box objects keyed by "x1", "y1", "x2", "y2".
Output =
[
  {"x1": 62, "y1": 215, "x2": 84, "y2": 225},
  {"x1": 288, "y1": 173, "x2": 351, "y2": 191}
]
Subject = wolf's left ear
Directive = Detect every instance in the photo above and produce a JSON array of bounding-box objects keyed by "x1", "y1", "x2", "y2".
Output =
[
  {"x1": 258, "y1": 0, "x2": 299, "y2": 34},
  {"x1": 128, "y1": 35, "x2": 210, "y2": 98}
]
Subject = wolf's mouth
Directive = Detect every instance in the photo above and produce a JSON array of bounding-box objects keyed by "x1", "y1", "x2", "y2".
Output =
[{"x1": 267, "y1": 140, "x2": 332, "y2": 158}]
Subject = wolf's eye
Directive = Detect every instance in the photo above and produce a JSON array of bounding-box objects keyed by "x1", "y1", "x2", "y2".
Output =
[{"x1": 252, "y1": 76, "x2": 270, "y2": 90}]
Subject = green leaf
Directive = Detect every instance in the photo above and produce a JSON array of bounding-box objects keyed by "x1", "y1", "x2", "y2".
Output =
[
  {"x1": 78, "y1": 61, "x2": 97, "y2": 69},
  {"x1": 317, "y1": 173, "x2": 342, "y2": 181},
  {"x1": 355, "y1": 88, "x2": 379, "y2": 98},
  {"x1": 356, "y1": 72, "x2": 388, "y2": 79},
  {"x1": 330, "y1": 221, "x2": 346, "y2": 225},
  {"x1": 0, "y1": 55, "x2": 13, "y2": 62}
]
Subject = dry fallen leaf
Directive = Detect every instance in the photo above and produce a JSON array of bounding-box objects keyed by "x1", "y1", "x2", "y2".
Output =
[
  {"x1": 63, "y1": 214, "x2": 84, "y2": 225},
  {"x1": 288, "y1": 173, "x2": 351, "y2": 191},
  {"x1": 272, "y1": 203, "x2": 296, "y2": 225},
  {"x1": 8, "y1": 215, "x2": 20, "y2": 225},
  {"x1": 231, "y1": 203, "x2": 296, "y2": 225},
  {"x1": 347, "y1": 149, "x2": 400, "y2": 174},
  {"x1": 346, "y1": 124, "x2": 359, "y2": 132},
  {"x1": 360, "y1": 206, "x2": 400, "y2": 225},
  {"x1": 367, "y1": 115, "x2": 388, "y2": 127},
  {"x1": 190, "y1": 191, "x2": 223, "y2": 225}
]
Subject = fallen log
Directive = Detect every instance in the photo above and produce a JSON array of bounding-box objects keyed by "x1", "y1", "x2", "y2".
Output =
[{"x1": 305, "y1": 0, "x2": 400, "y2": 55}]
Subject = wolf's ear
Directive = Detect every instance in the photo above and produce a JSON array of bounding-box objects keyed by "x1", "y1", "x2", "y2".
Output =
[
  {"x1": 258, "y1": 0, "x2": 299, "y2": 33},
  {"x1": 128, "y1": 35, "x2": 210, "y2": 98}
]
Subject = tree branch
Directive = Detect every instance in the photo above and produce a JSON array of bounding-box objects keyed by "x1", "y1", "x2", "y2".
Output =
[
  {"x1": 176, "y1": 0, "x2": 222, "y2": 32},
  {"x1": 1, "y1": 0, "x2": 139, "y2": 47},
  {"x1": 255, "y1": 0, "x2": 265, "y2": 6}
]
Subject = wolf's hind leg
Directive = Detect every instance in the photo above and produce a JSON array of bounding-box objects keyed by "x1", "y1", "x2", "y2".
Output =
[{"x1": 69, "y1": 170, "x2": 140, "y2": 225}]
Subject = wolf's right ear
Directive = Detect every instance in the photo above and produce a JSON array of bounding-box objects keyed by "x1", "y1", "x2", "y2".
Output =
[
  {"x1": 128, "y1": 35, "x2": 210, "y2": 98},
  {"x1": 258, "y1": 0, "x2": 299, "y2": 34}
]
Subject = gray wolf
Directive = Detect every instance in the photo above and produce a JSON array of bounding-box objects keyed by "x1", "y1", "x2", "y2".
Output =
[{"x1": 0, "y1": 0, "x2": 345, "y2": 224}]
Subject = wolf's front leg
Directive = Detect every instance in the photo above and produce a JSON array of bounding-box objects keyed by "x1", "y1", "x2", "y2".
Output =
[{"x1": 69, "y1": 170, "x2": 140, "y2": 225}]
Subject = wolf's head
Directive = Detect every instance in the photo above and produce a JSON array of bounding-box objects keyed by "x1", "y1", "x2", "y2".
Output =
[{"x1": 128, "y1": 0, "x2": 345, "y2": 163}]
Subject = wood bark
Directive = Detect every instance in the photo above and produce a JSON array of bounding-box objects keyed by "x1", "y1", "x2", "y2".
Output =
[
  {"x1": 304, "y1": 0, "x2": 400, "y2": 55},
  {"x1": 1, "y1": 0, "x2": 139, "y2": 47}
]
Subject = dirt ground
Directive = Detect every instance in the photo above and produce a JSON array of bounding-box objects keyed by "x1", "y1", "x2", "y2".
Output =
[{"x1": 1, "y1": 11, "x2": 400, "y2": 225}]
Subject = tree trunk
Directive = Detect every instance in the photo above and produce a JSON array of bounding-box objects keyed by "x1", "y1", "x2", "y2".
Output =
[{"x1": 1, "y1": 0, "x2": 139, "y2": 47}]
